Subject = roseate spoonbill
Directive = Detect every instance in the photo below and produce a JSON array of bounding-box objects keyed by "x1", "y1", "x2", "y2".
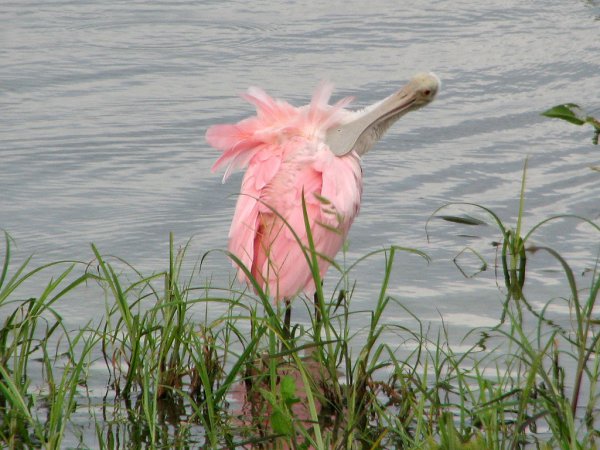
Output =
[{"x1": 207, "y1": 73, "x2": 440, "y2": 332}]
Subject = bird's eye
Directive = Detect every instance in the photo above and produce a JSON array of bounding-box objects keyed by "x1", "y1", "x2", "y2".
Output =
[{"x1": 423, "y1": 89, "x2": 431, "y2": 96}]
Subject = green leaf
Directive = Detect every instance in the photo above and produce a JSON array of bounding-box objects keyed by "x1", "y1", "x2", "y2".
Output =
[
  {"x1": 280, "y1": 375, "x2": 299, "y2": 406},
  {"x1": 589, "y1": 117, "x2": 600, "y2": 145},
  {"x1": 271, "y1": 406, "x2": 293, "y2": 436},
  {"x1": 438, "y1": 215, "x2": 487, "y2": 226},
  {"x1": 541, "y1": 103, "x2": 586, "y2": 125}
]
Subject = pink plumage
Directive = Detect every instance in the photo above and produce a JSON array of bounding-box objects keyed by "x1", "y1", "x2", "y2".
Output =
[{"x1": 207, "y1": 83, "x2": 362, "y2": 301}]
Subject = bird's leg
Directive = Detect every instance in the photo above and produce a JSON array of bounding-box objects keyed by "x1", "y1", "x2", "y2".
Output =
[{"x1": 283, "y1": 298, "x2": 292, "y2": 340}]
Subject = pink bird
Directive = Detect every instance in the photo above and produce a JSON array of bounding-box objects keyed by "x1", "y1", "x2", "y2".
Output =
[{"x1": 207, "y1": 73, "x2": 440, "y2": 329}]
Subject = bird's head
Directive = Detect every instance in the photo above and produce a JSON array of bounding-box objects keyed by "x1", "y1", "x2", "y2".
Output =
[{"x1": 325, "y1": 72, "x2": 440, "y2": 156}]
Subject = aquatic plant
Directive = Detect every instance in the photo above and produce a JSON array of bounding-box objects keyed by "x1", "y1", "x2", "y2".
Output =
[
  {"x1": 542, "y1": 103, "x2": 600, "y2": 145},
  {"x1": 1, "y1": 162, "x2": 599, "y2": 448}
]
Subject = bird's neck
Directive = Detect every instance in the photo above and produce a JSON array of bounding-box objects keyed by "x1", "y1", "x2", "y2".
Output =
[{"x1": 348, "y1": 98, "x2": 407, "y2": 156}]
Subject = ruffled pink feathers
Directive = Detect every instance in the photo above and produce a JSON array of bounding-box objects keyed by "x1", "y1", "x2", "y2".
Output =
[
  {"x1": 207, "y1": 83, "x2": 362, "y2": 301},
  {"x1": 207, "y1": 83, "x2": 354, "y2": 182}
]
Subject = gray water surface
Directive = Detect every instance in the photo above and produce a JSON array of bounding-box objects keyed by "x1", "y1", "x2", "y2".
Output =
[{"x1": 2, "y1": 0, "x2": 600, "y2": 329}]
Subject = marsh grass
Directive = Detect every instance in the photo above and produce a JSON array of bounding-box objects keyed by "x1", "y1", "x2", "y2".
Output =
[{"x1": 1, "y1": 164, "x2": 600, "y2": 449}]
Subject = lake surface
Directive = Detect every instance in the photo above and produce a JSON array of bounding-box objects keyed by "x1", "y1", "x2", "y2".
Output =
[
  {"x1": 2, "y1": 0, "x2": 600, "y2": 382},
  {"x1": 2, "y1": 0, "x2": 600, "y2": 446}
]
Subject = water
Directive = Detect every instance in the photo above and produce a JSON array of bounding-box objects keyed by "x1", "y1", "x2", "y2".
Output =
[
  {"x1": 3, "y1": 0, "x2": 599, "y2": 321},
  {"x1": 1, "y1": 0, "x2": 600, "y2": 444}
]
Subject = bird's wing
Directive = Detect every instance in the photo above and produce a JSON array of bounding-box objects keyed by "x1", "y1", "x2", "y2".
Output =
[
  {"x1": 207, "y1": 87, "x2": 295, "y2": 275},
  {"x1": 248, "y1": 144, "x2": 362, "y2": 300},
  {"x1": 207, "y1": 83, "x2": 359, "y2": 299},
  {"x1": 226, "y1": 145, "x2": 283, "y2": 279}
]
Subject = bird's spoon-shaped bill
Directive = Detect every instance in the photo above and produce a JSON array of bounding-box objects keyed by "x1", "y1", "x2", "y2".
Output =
[{"x1": 325, "y1": 72, "x2": 440, "y2": 156}]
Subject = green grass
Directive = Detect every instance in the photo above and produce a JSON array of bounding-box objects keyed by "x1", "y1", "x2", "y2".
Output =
[{"x1": 1, "y1": 164, "x2": 600, "y2": 449}]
